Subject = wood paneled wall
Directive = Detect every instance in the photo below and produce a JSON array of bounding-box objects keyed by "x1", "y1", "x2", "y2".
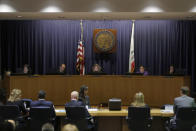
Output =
[{"x1": 5, "y1": 75, "x2": 190, "y2": 107}]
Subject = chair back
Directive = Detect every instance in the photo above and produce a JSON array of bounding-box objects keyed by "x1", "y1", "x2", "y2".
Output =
[
  {"x1": 0, "y1": 105, "x2": 21, "y2": 120},
  {"x1": 65, "y1": 106, "x2": 86, "y2": 120},
  {"x1": 127, "y1": 106, "x2": 152, "y2": 131},
  {"x1": 128, "y1": 106, "x2": 150, "y2": 120},
  {"x1": 29, "y1": 107, "x2": 54, "y2": 131},
  {"x1": 175, "y1": 107, "x2": 196, "y2": 130},
  {"x1": 65, "y1": 106, "x2": 88, "y2": 131}
]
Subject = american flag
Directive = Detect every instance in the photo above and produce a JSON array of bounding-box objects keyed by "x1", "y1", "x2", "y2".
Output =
[
  {"x1": 129, "y1": 21, "x2": 135, "y2": 73},
  {"x1": 76, "y1": 41, "x2": 85, "y2": 75}
]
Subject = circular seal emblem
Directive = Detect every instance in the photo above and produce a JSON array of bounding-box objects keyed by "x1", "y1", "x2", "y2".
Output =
[{"x1": 94, "y1": 30, "x2": 115, "y2": 53}]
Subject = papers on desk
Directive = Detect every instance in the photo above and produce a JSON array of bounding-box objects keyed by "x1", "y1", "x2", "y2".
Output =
[
  {"x1": 88, "y1": 108, "x2": 98, "y2": 111},
  {"x1": 55, "y1": 109, "x2": 65, "y2": 113},
  {"x1": 161, "y1": 105, "x2": 174, "y2": 113}
]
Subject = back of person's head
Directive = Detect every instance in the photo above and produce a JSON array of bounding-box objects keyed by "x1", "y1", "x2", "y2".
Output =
[
  {"x1": 62, "y1": 124, "x2": 78, "y2": 131},
  {"x1": 0, "y1": 119, "x2": 15, "y2": 131},
  {"x1": 180, "y1": 86, "x2": 189, "y2": 95},
  {"x1": 8, "y1": 89, "x2": 21, "y2": 102},
  {"x1": 71, "y1": 91, "x2": 79, "y2": 100},
  {"x1": 0, "y1": 87, "x2": 7, "y2": 105},
  {"x1": 42, "y1": 123, "x2": 54, "y2": 131},
  {"x1": 38, "y1": 90, "x2": 46, "y2": 99},
  {"x1": 131, "y1": 92, "x2": 145, "y2": 107}
]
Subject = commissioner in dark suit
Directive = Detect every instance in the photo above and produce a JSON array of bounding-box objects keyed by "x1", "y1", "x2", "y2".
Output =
[{"x1": 30, "y1": 90, "x2": 56, "y2": 118}]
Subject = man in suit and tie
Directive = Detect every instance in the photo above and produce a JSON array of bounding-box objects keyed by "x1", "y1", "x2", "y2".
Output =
[
  {"x1": 65, "y1": 91, "x2": 94, "y2": 128},
  {"x1": 65, "y1": 91, "x2": 91, "y2": 117},
  {"x1": 30, "y1": 90, "x2": 56, "y2": 118}
]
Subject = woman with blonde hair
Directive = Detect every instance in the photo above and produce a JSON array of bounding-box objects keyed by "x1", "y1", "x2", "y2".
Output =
[
  {"x1": 7, "y1": 89, "x2": 27, "y2": 115},
  {"x1": 131, "y1": 92, "x2": 147, "y2": 107}
]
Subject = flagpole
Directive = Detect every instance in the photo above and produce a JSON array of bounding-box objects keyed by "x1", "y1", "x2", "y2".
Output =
[
  {"x1": 80, "y1": 19, "x2": 84, "y2": 41},
  {"x1": 129, "y1": 20, "x2": 135, "y2": 73}
]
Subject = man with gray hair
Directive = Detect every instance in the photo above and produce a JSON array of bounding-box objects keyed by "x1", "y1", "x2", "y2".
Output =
[
  {"x1": 41, "y1": 123, "x2": 54, "y2": 131},
  {"x1": 174, "y1": 86, "x2": 195, "y2": 113}
]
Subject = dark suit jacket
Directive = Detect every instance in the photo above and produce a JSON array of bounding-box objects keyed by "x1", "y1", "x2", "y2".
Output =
[
  {"x1": 79, "y1": 96, "x2": 90, "y2": 108},
  {"x1": 65, "y1": 100, "x2": 91, "y2": 118},
  {"x1": 30, "y1": 99, "x2": 56, "y2": 118},
  {"x1": 7, "y1": 100, "x2": 27, "y2": 115}
]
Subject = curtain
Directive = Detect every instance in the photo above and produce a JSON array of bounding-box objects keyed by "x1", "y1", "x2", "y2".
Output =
[{"x1": 0, "y1": 20, "x2": 196, "y2": 92}]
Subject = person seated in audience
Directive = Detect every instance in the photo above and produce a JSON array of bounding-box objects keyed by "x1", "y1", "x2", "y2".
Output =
[
  {"x1": 131, "y1": 92, "x2": 148, "y2": 107},
  {"x1": 7, "y1": 89, "x2": 27, "y2": 116},
  {"x1": 79, "y1": 85, "x2": 90, "y2": 108},
  {"x1": 0, "y1": 87, "x2": 7, "y2": 105},
  {"x1": 58, "y1": 64, "x2": 66, "y2": 75},
  {"x1": 41, "y1": 123, "x2": 54, "y2": 131},
  {"x1": 65, "y1": 91, "x2": 93, "y2": 122},
  {"x1": 137, "y1": 66, "x2": 148, "y2": 76},
  {"x1": 62, "y1": 124, "x2": 78, "y2": 131},
  {"x1": 169, "y1": 86, "x2": 195, "y2": 127},
  {"x1": 0, "y1": 119, "x2": 16, "y2": 131},
  {"x1": 173, "y1": 86, "x2": 195, "y2": 113},
  {"x1": 30, "y1": 90, "x2": 56, "y2": 119}
]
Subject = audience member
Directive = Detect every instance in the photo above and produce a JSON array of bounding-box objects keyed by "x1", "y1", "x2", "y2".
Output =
[
  {"x1": 30, "y1": 90, "x2": 56, "y2": 118},
  {"x1": 0, "y1": 87, "x2": 7, "y2": 105},
  {"x1": 174, "y1": 86, "x2": 195, "y2": 113},
  {"x1": 62, "y1": 124, "x2": 78, "y2": 131},
  {"x1": 137, "y1": 66, "x2": 148, "y2": 76},
  {"x1": 0, "y1": 119, "x2": 16, "y2": 131},
  {"x1": 169, "y1": 86, "x2": 195, "y2": 127},
  {"x1": 42, "y1": 123, "x2": 54, "y2": 131},
  {"x1": 7, "y1": 89, "x2": 27, "y2": 115},
  {"x1": 131, "y1": 92, "x2": 148, "y2": 107},
  {"x1": 65, "y1": 91, "x2": 93, "y2": 122},
  {"x1": 79, "y1": 85, "x2": 90, "y2": 108}
]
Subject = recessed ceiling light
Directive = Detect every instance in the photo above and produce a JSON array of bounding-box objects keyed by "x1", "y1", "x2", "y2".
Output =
[
  {"x1": 41, "y1": 6, "x2": 62, "y2": 12},
  {"x1": 0, "y1": 4, "x2": 16, "y2": 12},
  {"x1": 141, "y1": 6, "x2": 163, "y2": 12},
  {"x1": 190, "y1": 6, "x2": 196, "y2": 12},
  {"x1": 93, "y1": 7, "x2": 111, "y2": 13}
]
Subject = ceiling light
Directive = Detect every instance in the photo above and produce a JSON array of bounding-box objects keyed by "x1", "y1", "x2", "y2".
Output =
[
  {"x1": 93, "y1": 7, "x2": 111, "y2": 12},
  {"x1": 41, "y1": 6, "x2": 62, "y2": 12},
  {"x1": 141, "y1": 6, "x2": 163, "y2": 12},
  {"x1": 190, "y1": 6, "x2": 196, "y2": 12},
  {"x1": 0, "y1": 4, "x2": 16, "y2": 12}
]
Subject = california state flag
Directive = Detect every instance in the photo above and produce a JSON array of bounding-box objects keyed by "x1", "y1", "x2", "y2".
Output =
[{"x1": 129, "y1": 21, "x2": 135, "y2": 73}]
